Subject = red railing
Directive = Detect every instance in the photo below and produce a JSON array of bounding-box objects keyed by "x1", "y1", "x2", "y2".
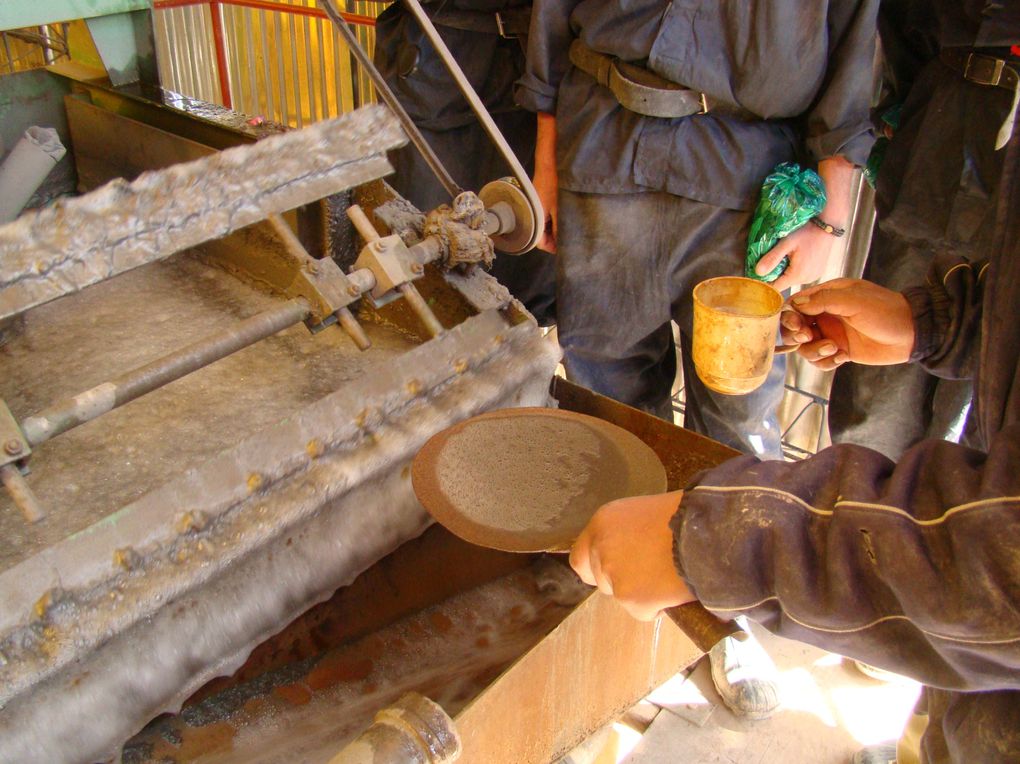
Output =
[{"x1": 152, "y1": 0, "x2": 376, "y2": 110}]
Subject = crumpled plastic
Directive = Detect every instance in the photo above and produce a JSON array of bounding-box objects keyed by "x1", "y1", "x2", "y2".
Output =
[
  {"x1": 423, "y1": 191, "x2": 495, "y2": 271},
  {"x1": 745, "y1": 162, "x2": 827, "y2": 283},
  {"x1": 864, "y1": 103, "x2": 902, "y2": 188}
]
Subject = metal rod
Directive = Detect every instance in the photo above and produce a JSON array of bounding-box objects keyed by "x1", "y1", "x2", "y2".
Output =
[
  {"x1": 346, "y1": 205, "x2": 444, "y2": 337},
  {"x1": 1, "y1": 32, "x2": 14, "y2": 74},
  {"x1": 290, "y1": 8, "x2": 301, "y2": 126},
  {"x1": 346, "y1": 202, "x2": 380, "y2": 243},
  {"x1": 302, "y1": 10, "x2": 315, "y2": 121},
  {"x1": 275, "y1": 9, "x2": 288, "y2": 123},
  {"x1": 20, "y1": 299, "x2": 311, "y2": 447},
  {"x1": 260, "y1": 9, "x2": 275, "y2": 118},
  {"x1": 316, "y1": 13, "x2": 328, "y2": 119},
  {"x1": 153, "y1": 0, "x2": 377, "y2": 27},
  {"x1": 398, "y1": 283, "x2": 444, "y2": 338},
  {"x1": 265, "y1": 214, "x2": 372, "y2": 349},
  {"x1": 317, "y1": 0, "x2": 462, "y2": 199},
  {"x1": 400, "y1": 0, "x2": 544, "y2": 251},
  {"x1": 244, "y1": 6, "x2": 258, "y2": 115},
  {"x1": 1, "y1": 464, "x2": 45, "y2": 523},
  {"x1": 336, "y1": 307, "x2": 371, "y2": 350},
  {"x1": 210, "y1": 1, "x2": 233, "y2": 107}
]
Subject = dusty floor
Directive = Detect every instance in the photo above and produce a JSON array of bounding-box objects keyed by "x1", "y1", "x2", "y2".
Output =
[{"x1": 566, "y1": 621, "x2": 921, "y2": 764}]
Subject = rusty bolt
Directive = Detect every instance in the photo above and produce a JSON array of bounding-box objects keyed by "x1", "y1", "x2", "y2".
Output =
[
  {"x1": 4, "y1": 439, "x2": 23, "y2": 456},
  {"x1": 348, "y1": 284, "x2": 361, "y2": 297},
  {"x1": 306, "y1": 262, "x2": 321, "y2": 276},
  {"x1": 411, "y1": 263, "x2": 425, "y2": 275}
]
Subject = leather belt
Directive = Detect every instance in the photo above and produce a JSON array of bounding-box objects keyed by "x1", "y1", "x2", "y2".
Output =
[
  {"x1": 941, "y1": 47, "x2": 1019, "y2": 149},
  {"x1": 568, "y1": 39, "x2": 707, "y2": 119},
  {"x1": 429, "y1": 6, "x2": 530, "y2": 38}
]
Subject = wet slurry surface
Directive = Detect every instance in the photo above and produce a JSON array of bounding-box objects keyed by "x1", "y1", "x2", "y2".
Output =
[
  {"x1": 0, "y1": 251, "x2": 417, "y2": 571},
  {"x1": 121, "y1": 559, "x2": 591, "y2": 764}
]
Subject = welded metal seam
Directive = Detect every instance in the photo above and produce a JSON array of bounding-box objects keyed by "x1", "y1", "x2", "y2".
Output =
[
  {"x1": 0, "y1": 315, "x2": 558, "y2": 701},
  {"x1": 0, "y1": 104, "x2": 406, "y2": 320},
  {"x1": 0, "y1": 325, "x2": 558, "y2": 764}
]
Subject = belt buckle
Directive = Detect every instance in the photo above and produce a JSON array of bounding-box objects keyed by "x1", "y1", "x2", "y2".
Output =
[
  {"x1": 964, "y1": 52, "x2": 1005, "y2": 87},
  {"x1": 495, "y1": 12, "x2": 518, "y2": 39}
]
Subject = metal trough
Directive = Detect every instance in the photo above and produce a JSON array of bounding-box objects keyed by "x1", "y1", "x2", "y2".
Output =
[{"x1": 0, "y1": 94, "x2": 559, "y2": 762}]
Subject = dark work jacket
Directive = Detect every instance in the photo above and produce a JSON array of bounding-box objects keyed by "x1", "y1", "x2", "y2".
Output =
[
  {"x1": 672, "y1": 132, "x2": 1020, "y2": 762},
  {"x1": 373, "y1": 0, "x2": 531, "y2": 133},
  {"x1": 874, "y1": 0, "x2": 1020, "y2": 251},
  {"x1": 372, "y1": 0, "x2": 559, "y2": 326},
  {"x1": 516, "y1": 0, "x2": 878, "y2": 210}
]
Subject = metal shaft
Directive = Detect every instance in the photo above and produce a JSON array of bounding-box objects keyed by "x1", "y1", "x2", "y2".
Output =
[
  {"x1": 346, "y1": 205, "x2": 445, "y2": 338},
  {"x1": 336, "y1": 306, "x2": 371, "y2": 350},
  {"x1": 400, "y1": 0, "x2": 544, "y2": 252},
  {"x1": 21, "y1": 299, "x2": 311, "y2": 446},
  {"x1": 1, "y1": 464, "x2": 45, "y2": 523},
  {"x1": 318, "y1": 0, "x2": 462, "y2": 200},
  {"x1": 398, "y1": 283, "x2": 444, "y2": 338}
]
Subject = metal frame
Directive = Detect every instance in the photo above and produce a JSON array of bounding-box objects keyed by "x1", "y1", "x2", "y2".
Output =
[
  {"x1": 0, "y1": 102, "x2": 464, "y2": 521},
  {"x1": 152, "y1": 0, "x2": 378, "y2": 114},
  {"x1": 0, "y1": 0, "x2": 151, "y2": 31}
]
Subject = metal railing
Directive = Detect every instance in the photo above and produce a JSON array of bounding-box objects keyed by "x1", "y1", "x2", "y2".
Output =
[
  {"x1": 152, "y1": 0, "x2": 382, "y2": 127},
  {"x1": 0, "y1": 23, "x2": 71, "y2": 73}
]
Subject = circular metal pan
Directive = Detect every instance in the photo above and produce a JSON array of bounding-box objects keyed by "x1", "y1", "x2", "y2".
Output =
[{"x1": 412, "y1": 407, "x2": 667, "y2": 553}]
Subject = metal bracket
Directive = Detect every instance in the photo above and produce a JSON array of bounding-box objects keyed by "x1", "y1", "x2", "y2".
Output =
[
  {"x1": 353, "y1": 235, "x2": 421, "y2": 302},
  {"x1": 347, "y1": 205, "x2": 444, "y2": 338},
  {"x1": 263, "y1": 215, "x2": 371, "y2": 350},
  {"x1": 0, "y1": 398, "x2": 44, "y2": 524}
]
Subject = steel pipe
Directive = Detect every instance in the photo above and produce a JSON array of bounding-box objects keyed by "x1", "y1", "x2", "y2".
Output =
[
  {"x1": 0, "y1": 464, "x2": 45, "y2": 523},
  {"x1": 317, "y1": 0, "x2": 462, "y2": 200},
  {"x1": 20, "y1": 298, "x2": 311, "y2": 446}
]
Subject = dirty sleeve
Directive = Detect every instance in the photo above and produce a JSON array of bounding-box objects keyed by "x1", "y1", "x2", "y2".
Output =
[
  {"x1": 513, "y1": 0, "x2": 582, "y2": 113},
  {"x1": 802, "y1": 0, "x2": 880, "y2": 166},
  {"x1": 670, "y1": 424, "x2": 1020, "y2": 692}
]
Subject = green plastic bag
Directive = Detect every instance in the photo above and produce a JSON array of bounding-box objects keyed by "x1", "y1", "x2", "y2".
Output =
[
  {"x1": 745, "y1": 162, "x2": 826, "y2": 283},
  {"x1": 864, "y1": 103, "x2": 902, "y2": 188}
]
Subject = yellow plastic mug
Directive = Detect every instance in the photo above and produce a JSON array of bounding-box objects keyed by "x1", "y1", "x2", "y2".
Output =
[{"x1": 692, "y1": 276, "x2": 784, "y2": 395}]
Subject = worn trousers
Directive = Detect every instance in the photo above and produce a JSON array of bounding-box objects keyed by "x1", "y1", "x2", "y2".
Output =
[
  {"x1": 828, "y1": 226, "x2": 973, "y2": 459},
  {"x1": 556, "y1": 189, "x2": 785, "y2": 459}
]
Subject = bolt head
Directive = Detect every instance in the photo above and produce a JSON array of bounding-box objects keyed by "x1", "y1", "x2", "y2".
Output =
[
  {"x1": 373, "y1": 240, "x2": 386, "y2": 252},
  {"x1": 412, "y1": 263, "x2": 424, "y2": 274},
  {"x1": 306, "y1": 262, "x2": 321, "y2": 276},
  {"x1": 4, "y1": 439, "x2": 22, "y2": 456},
  {"x1": 347, "y1": 284, "x2": 361, "y2": 297}
]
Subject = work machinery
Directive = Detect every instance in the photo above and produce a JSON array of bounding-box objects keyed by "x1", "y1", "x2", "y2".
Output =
[{"x1": 0, "y1": 3, "x2": 735, "y2": 761}]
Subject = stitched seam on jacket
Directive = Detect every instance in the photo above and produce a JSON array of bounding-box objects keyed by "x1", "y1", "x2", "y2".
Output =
[
  {"x1": 689, "y1": 485, "x2": 1020, "y2": 525},
  {"x1": 703, "y1": 596, "x2": 1020, "y2": 645}
]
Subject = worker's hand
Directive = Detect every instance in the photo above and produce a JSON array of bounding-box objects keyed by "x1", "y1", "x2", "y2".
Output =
[
  {"x1": 754, "y1": 223, "x2": 842, "y2": 292},
  {"x1": 780, "y1": 278, "x2": 915, "y2": 371},
  {"x1": 570, "y1": 490, "x2": 697, "y2": 621},
  {"x1": 757, "y1": 156, "x2": 857, "y2": 292},
  {"x1": 533, "y1": 112, "x2": 558, "y2": 253}
]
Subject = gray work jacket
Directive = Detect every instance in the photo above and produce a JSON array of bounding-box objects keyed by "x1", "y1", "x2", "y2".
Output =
[
  {"x1": 516, "y1": 0, "x2": 879, "y2": 210},
  {"x1": 673, "y1": 131, "x2": 1020, "y2": 761},
  {"x1": 874, "y1": 0, "x2": 1020, "y2": 249}
]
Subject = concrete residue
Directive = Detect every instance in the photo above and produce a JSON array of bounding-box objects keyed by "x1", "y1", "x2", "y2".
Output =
[
  {"x1": 436, "y1": 416, "x2": 608, "y2": 533},
  {"x1": 423, "y1": 192, "x2": 495, "y2": 271},
  {"x1": 0, "y1": 252, "x2": 416, "y2": 571},
  {"x1": 0, "y1": 299, "x2": 560, "y2": 763},
  {"x1": 374, "y1": 197, "x2": 427, "y2": 246},
  {"x1": 0, "y1": 104, "x2": 406, "y2": 321},
  {"x1": 120, "y1": 559, "x2": 590, "y2": 764}
]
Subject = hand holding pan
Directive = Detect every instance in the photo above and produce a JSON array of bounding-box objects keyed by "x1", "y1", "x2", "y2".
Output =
[{"x1": 410, "y1": 407, "x2": 741, "y2": 654}]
